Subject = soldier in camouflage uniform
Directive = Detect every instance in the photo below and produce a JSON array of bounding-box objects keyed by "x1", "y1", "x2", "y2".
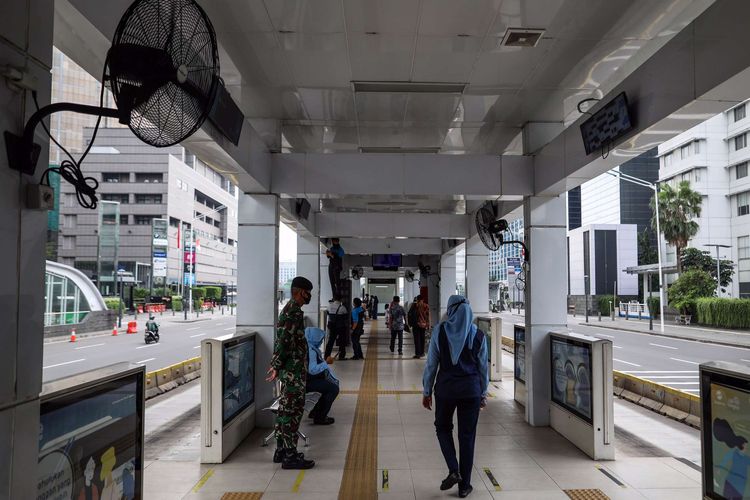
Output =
[{"x1": 266, "y1": 276, "x2": 316, "y2": 469}]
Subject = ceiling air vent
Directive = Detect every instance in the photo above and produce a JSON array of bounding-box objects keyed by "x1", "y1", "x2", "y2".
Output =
[
  {"x1": 359, "y1": 147, "x2": 440, "y2": 154},
  {"x1": 501, "y1": 28, "x2": 545, "y2": 48},
  {"x1": 352, "y1": 81, "x2": 466, "y2": 94}
]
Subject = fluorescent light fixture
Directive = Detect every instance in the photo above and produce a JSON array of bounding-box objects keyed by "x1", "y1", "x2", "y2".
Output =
[
  {"x1": 501, "y1": 28, "x2": 545, "y2": 48},
  {"x1": 359, "y1": 147, "x2": 440, "y2": 154},
  {"x1": 352, "y1": 81, "x2": 466, "y2": 94}
]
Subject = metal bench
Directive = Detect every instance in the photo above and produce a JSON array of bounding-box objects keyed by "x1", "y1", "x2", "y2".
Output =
[{"x1": 261, "y1": 392, "x2": 321, "y2": 447}]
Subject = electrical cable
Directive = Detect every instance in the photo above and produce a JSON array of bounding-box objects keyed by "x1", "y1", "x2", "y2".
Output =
[
  {"x1": 577, "y1": 97, "x2": 600, "y2": 115},
  {"x1": 35, "y1": 62, "x2": 108, "y2": 209}
]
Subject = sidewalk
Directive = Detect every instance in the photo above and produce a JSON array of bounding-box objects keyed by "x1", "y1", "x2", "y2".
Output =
[{"x1": 497, "y1": 310, "x2": 750, "y2": 349}]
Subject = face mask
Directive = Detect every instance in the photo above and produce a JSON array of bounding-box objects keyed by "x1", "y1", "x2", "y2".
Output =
[{"x1": 303, "y1": 292, "x2": 312, "y2": 305}]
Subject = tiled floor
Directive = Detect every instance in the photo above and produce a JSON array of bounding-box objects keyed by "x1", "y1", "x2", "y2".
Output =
[{"x1": 144, "y1": 321, "x2": 703, "y2": 499}]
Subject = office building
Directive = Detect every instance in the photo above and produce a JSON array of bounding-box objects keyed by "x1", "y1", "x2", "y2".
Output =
[
  {"x1": 658, "y1": 107, "x2": 750, "y2": 298},
  {"x1": 488, "y1": 218, "x2": 524, "y2": 283},
  {"x1": 57, "y1": 128, "x2": 238, "y2": 291},
  {"x1": 278, "y1": 261, "x2": 297, "y2": 286}
]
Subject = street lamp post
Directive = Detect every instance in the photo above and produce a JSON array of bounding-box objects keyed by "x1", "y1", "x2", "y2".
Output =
[
  {"x1": 186, "y1": 204, "x2": 226, "y2": 317},
  {"x1": 704, "y1": 244, "x2": 731, "y2": 297},
  {"x1": 607, "y1": 170, "x2": 665, "y2": 333}
]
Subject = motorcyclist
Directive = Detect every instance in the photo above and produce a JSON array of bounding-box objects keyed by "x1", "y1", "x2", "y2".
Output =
[{"x1": 145, "y1": 315, "x2": 159, "y2": 335}]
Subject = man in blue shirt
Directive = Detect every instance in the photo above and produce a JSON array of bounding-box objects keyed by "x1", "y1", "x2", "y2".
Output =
[
  {"x1": 304, "y1": 327, "x2": 340, "y2": 425},
  {"x1": 325, "y1": 238, "x2": 345, "y2": 299},
  {"x1": 350, "y1": 297, "x2": 365, "y2": 360}
]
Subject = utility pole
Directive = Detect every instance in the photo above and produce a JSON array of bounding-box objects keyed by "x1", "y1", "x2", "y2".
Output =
[{"x1": 704, "y1": 243, "x2": 731, "y2": 297}]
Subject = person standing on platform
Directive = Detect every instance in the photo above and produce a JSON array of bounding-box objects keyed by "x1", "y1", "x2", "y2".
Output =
[
  {"x1": 325, "y1": 294, "x2": 348, "y2": 360},
  {"x1": 387, "y1": 296, "x2": 406, "y2": 355},
  {"x1": 371, "y1": 295, "x2": 379, "y2": 320},
  {"x1": 350, "y1": 297, "x2": 365, "y2": 360},
  {"x1": 325, "y1": 238, "x2": 345, "y2": 299},
  {"x1": 409, "y1": 295, "x2": 430, "y2": 358},
  {"x1": 421, "y1": 295, "x2": 489, "y2": 498},
  {"x1": 266, "y1": 276, "x2": 316, "y2": 469}
]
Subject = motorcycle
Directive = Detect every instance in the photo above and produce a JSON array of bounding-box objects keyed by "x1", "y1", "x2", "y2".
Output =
[{"x1": 145, "y1": 328, "x2": 160, "y2": 344}]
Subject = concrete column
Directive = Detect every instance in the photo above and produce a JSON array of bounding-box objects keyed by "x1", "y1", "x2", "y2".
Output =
[
  {"x1": 0, "y1": 2, "x2": 53, "y2": 498},
  {"x1": 297, "y1": 227, "x2": 320, "y2": 327},
  {"x1": 237, "y1": 193, "x2": 279, "y2": 427},
  {"x1": 440, "y1": 252, "x2": 457, "y2": 319},
  {"x1": 319, "y1": 252, "x2": 332, "y2": 303},
  {"x1": 466, "y1": 235, "x2": 490, "y2": 316},
  {"x1": 524, "y1": 195, "x2": 568, "y2": 426}
]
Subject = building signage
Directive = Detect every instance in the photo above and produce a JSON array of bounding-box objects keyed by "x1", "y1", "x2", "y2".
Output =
[
  {"x1": 152, "y1": 218, "x2": 168, "y2": 247},
  {"x1": 151, "y1": 219, "x2": 168, "y2": 286}
]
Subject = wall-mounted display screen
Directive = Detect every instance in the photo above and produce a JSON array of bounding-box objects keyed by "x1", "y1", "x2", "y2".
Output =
[
  {"x1": 514, "y1": 324, "x2": 526, "y2": 383},
  {"x1": 701, "y1": 369, "x2": 750, "y2": 499},
  {"x1": 372, "y1": 254, "x2": 402, "y2": 270},
  {"x1": 38, "y1": 370, "x2": 144, "y2": 500},
  {"x1": 580, "y1": 92, "x2": 633, "y2": 155},
  {"x1": 551, "y1": 336, "x2": 593, "y2": 423},
  {"x1": 223, "y1": 336, "x2": 256, "y2": 426}
]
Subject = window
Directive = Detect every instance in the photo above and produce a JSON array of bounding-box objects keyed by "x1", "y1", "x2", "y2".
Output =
[
  {"x1": 169, "y1": 217, "x2": 180, "y2": 228},
  {"x1": 740, "y1": 236, "x2": 750, "y2": 298},
  {"x1": 62, "y1": 214, "x2": 76, "y2": 229},
  {"x1": 680, "y1": 144, "x2": 690, "y2": 159},
  {"x1": 738, "y1": 163, "x2": 749, "y2": 179},
  {"x1": 738, "y1": 191, "x2": 750, "y2": 217},
  {"x1": 735, "y1": 104, "x2": 747, "y2": 122},
  {"x1": 176, "y1": 179, "x2": 182, "y2": 189},
  {"x1": 135, "y1": 173, "x2": 162, "y2": 183},
  {"x1": 736, "y1": 133, "x2": 747, "y2": 151},
  {"x1": 101, "y1": 193, "x2": 129, "y2": 204},
  {"x1": 102, "y1": 172, "x2": 129, "y2": 183},
  {"x1": 64, "y1": 193, "x2": 76, "y2": 208},
  {"x1": 120, "y1": 215, "x2": 129, "y2": 225},
  {"x1": 694, "y1": 140, "x2": 700, "y2": 154},
  {"x1": 134, "y1": 215, "x2": 159, "y2": 225},
  {"x1": 135, "y1": 194, "x2": 162, "y2": 204},
  {"x1": 664, "y1": 153, "x2": 672, "y2": 167},
  {"x1": 62, "y1": 236, "x2": 75, "y2": 250},
  {"x1": 694, "y1": 168, "x2": 701, "y2": 183}
]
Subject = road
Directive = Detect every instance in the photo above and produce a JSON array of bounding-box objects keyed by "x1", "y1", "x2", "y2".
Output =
[
  {"x1": 501, "y1": 312, "x2": 750, "y2": 395},
  {"x1": 42, "y1": 315, "x2": 237, "y2": 381}
]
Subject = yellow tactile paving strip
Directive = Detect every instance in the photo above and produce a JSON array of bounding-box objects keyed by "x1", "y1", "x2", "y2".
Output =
[
  {"x1": 338, "y1": 329, "x2": 379, "y2": 500},
  {"x1": 220, "y1": 493, "x2": 263, "y2": 500},
  {"x1": 564, "y1": 489, "x2": 610, "y2": 500},
  {"x1": 340, "y1": 389, "x2": 422, "y2": 395}
]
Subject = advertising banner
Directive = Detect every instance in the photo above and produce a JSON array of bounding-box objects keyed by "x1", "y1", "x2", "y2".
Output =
[
  {"x1": 151, "y1": 219, "x2": 168, "y2": 248},
  {"x1": 223, "y1": 336, "x2": 256, "y2": 426},
  {"x1": 37, "y1": 370, "x2": 144, "y2": 500},
  {"x1": 551, "y1": 336, "x2": 593, "y2": 423},
  {"x1": 514, "y1": 324, "x2": 526, "y2": 383}
]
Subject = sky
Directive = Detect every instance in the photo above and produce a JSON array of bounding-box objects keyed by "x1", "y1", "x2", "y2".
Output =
[{"x1": 279, "y1": 222, "x2": 297, "y2": 262}]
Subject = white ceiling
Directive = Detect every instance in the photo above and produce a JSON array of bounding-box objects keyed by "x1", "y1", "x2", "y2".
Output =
[{"x1": 202, "y1": 0, "x2": 709, "y2": 154}]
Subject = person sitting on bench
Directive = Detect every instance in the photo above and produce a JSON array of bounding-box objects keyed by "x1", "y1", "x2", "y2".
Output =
[{"x1": 305, "y1": 327, "x2": 340, "y2": 425}]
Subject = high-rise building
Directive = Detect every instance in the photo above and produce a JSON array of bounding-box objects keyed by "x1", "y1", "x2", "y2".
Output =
[
  {"x1": 57, "y1": 128, "x2": 238, "y2": 291},
  {"x1": 278, "y1": 261, "x2": 297, "y2": 286},
  {"x1": 657, "y1": 107, "x2": 750, "y2": 298},
  {"x1": 488, "y1": 218, "x2": 524, "y2": 283}
]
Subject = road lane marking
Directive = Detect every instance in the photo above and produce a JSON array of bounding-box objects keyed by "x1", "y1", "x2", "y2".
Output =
[
  {"x1": 643, "y1": 375, "x2": 699, "y2": 379},
  {"x1": 649, "y1": 343, "x2": 678, "y2": 350},
  {"x1": 217, "y1": 323, "x2": 225, "y2": 326},
  {"x1": 135, "y1": 358, "x2": 155, "y2": 364},
  {"x1": 75, "y1": 343, "x2": 105, "y2": 350},
  {"x1": 670, "y1": 357, "x2": 700, "y2": 365},
  {"x1": 193, "y1": 345, "x2": 201, "y2": 349},
  {"x1": 136, "y1": 344, "x2": 157, "y2": 349},
  {"x1": 613, "y1": 346, "x2": 622, "y2": 349},
  {"x1": 224, "y1": 326, "x2": 235, "y2": 331},
  {"x1": 43, "y1": 359, "x2": 85, "y2": 369},
  {"x1": 596, "y1": 333, "x2": 615, "y2": 338},
  {"x1": 186, "y1": 326, "x2": 200, "y2": 331},
  {"x1": 741, "y1": 359, "x2": 750, "y2": 363},
  {"x1": 613, "y1": 358, "x2": 641, "y2": 367},
  {"x1": 190, "y1": 333, "x2": 205, "y2": 338},
  {"x1": 661, "y1": 382, "x2": 699, "y2": 385}
]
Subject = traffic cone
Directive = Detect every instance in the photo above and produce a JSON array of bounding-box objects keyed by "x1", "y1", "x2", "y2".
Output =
[
  {"x1": 112, "y1": 323, "x2": 118, "y2": 336},
  {"x1": 69, "y1": 328, "x2": 77, "y2": 342}
]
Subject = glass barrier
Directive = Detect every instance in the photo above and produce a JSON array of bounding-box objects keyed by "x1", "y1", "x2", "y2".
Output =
[{"x1": 551, "y1": 335, "x2": 593, "y2": 424}]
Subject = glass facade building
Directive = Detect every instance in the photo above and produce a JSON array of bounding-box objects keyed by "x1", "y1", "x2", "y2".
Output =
[
  {"x1": 44, "y1": 270, "x2": 91, "y2": 326},
  {"x1": 488, "y1": 218, "x2": 525, "y2": 282}
]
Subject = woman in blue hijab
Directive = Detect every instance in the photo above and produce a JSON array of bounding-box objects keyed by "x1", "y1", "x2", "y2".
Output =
[
  {"x1": 422, "y1": 295, "x2": 489, "y2": 498},
  {"x1": 304, "y1": 327, "x2": 340, "y2": 425}
]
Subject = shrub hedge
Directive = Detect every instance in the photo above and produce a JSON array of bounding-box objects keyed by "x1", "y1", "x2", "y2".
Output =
[
  {"x1": 204, "y1": 286, "x2": 222, "y2": 300},
  {"x1": 171, "y1": 296, "x2": 183, "y2": 312},
  {"x1": 696, "y1": 298, "x2": 750, "y2": 329},
  {"x1": 597, "y1": 295, "x2": 615, "y2": 314},
  {"x1": 104, "y1": 297, "x2": 122, "y2": 310}
]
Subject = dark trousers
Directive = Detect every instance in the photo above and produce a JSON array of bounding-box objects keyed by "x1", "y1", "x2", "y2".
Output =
[
  {"x1": 352, "y1": 330, "x2": 364, "y2": 358},
  {"x1": 390, "y1": 329, "x2": 403, "y2": 354},
  {"x1": 413, "y1": 326, "x2": 426, "y2": 357},
  {"x1": 306, "y1": 375, "x2": 339, "y2": 419},
  {"x1": 328, "y1": 264, "x2": 341, "y2": 297},
  {"x1": 434, "y1": 396, "x2": 481, "y2": 489},
  {"x1": 325, "y1": 329, "x2": 340, "y2": 359}
]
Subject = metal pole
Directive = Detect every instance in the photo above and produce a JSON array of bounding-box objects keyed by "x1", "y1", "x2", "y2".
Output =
[
  {"x1": 716, "y1": 245, "x2": 721, "y2": 297},
  {"x1": 118, "y1": 271, "x2": 123, "y2": 328},
  {"x1": 654, "y1": 186, "x2": 665, "y2": 333},
  {"x1": 648, "y1": 274, "x2": 653, "y2": 331},
  {"x1": 189, "y1": 228, "x2": 194, "y2": 317}
]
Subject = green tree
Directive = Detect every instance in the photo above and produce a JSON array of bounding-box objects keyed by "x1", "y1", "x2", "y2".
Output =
[
  {"x1": 650, "y1": 181, "x2": 702, "y2": 272},
  {"x1": 668, "y1": 269, "x2": 715, "y2": 315},
  {"x1": 638, "y1": 229, "x2": 657, "y2": 265},
  {"x1": 680, "y1": 247, "x2": 734, "y2": 292}
]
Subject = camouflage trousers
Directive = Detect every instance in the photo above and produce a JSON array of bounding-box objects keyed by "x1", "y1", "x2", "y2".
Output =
[{"x1": 275, "y1": 374, "x2": 306, "y2": 450}]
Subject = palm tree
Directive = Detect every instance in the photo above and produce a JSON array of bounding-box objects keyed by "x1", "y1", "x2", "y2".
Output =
[{"x1": 650, "y1": 180, "x2": 702, "y2": 272}]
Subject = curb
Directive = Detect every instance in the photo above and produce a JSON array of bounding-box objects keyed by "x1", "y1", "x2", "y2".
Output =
[
  {"x1": 500, "y1": 335, "x2": 701, "y2": 429},
  {"x1": 145, "y1": 356, "x2": 202, "y2": 400},
  {"x1": 583, "y1": 322, "x2": 750, "y2": 350}
]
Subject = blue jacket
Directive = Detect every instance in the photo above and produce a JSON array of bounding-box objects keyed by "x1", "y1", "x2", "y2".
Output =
[
  {"x1": 423, "y1": 323, "x2": 489, "y2": 398},
  {"x1": 305, "y1": 327, "x2": 338, "y2": 381}
]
